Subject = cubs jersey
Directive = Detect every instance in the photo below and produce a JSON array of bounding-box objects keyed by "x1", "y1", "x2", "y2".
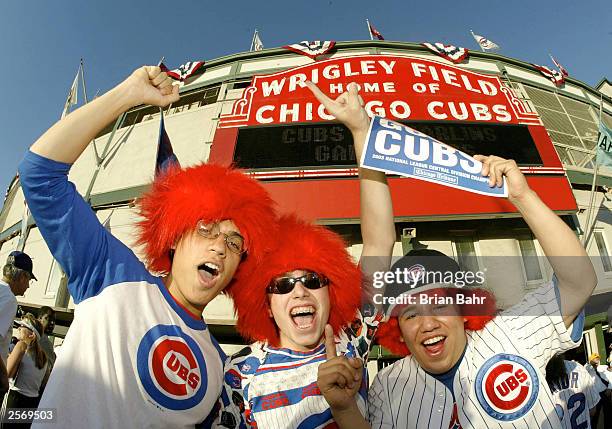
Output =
[
  {"x1": 368, "y1": 281, "x2": 585, "y2": 428},
  {"x1": 212, "y1": 304, "x2": 383, "y2": 428},
  {"x1": 19, "y1": 151, "x2": 225, "y2": 428},
  {"x1": 548, "y1": 360, "x2": 603, "y2": 429}
]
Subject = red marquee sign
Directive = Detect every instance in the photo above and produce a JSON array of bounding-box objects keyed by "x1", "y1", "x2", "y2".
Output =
[
  {"x1": 211, "y1": 55, "x2": 576, "y2": 220},
  {"x1": 219, "y1": 55, "x2": 541, "y2": 128}
]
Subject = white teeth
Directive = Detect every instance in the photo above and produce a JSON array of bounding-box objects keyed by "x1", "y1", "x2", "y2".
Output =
[
  {"x1": 423, "y1": 336, "x2": 444, "y2": 345},
  {"x1": 204, "y1": 262, "x2": 219, "y2": 271},
  {"x1": 290, "y1": 306, "x2": 315, "y2": 316}
]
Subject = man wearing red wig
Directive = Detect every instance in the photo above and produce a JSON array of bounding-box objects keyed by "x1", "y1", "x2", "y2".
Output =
[
  {"x1": 210, "y1": 82, "x2": 396, "y2": 428},
  {"x1": 18, "y1": 66, "x2": 277, "y2": 428},
  {"x1": 318, "y1": 156, "x2": 597, "y2": 428}
]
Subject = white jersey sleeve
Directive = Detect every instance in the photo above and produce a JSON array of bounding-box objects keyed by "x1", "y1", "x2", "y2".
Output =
[{"x1": 497, "y1": 279, "x2": 582, "y2": 373}]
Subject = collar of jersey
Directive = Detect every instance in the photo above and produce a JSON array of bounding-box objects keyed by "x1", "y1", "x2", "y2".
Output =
[
  {"x1": 265, "y1": 342, "x2": 326, "y2": 358},
  {"x1": 153, "y1": 276, "x2": 207, "y2": 331}
]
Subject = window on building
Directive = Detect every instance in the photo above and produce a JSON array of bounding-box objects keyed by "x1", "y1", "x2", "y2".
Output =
[
  {"x1": 232, "y1": 80, "x2": 252, "y2": 89},
  {"x1": 594, "y1": 230, "x2": 612, "y2": 272},
  {"x1": 517, "y1": 235, "x2": 544, "y2": 282},
  {"x1": 452, "y1": 235, "x2": 480, "y2": 273},
  {"x1": 45, "y1": 258, "x2": 64, "y2": 298}
]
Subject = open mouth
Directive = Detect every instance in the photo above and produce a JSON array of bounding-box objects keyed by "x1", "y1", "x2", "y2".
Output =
[
  {"x1": 198, "y1": 262, "x2": 220, "y2": 282},
  {"x1": 421, "y1": 335, "x2": 446, "y2": 356},
  {"x1": 290, "y1": 306, "x2": 316, "y2": 329}
]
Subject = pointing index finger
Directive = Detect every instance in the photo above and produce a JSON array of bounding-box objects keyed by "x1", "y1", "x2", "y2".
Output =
[
  {"x1": 305, "y1": 81, "x2": 334, "y2": 109},
  {"x1": 324, "y1": 324, "x2": 337, "y2": 360}
]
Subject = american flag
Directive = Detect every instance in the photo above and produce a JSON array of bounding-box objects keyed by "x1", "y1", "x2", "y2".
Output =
[
  {"x1": 550, "y1": 55, "x2": 569, "y2": 77},
  {"x1": 155, "y1": 113, "x2": 180, "y2": 176},
  {"x1": 532, "y1": 64, "x2": 565, "y2": 86},
  {"x1": 283, "y1": 41, "x2": 336, "y2": 59},
  {"x1": 160, "y1": 61, "x2": 205, "y2": 81},
  {"x1": 368, "y1": 21, "x2": 385, "y2": 40},
  {"x1": 422, "y1": 42, "x2": 469, "y2": 64}
]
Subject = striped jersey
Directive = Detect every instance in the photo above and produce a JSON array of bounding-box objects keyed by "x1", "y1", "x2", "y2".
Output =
[
  {"x1": 212, "y1": 304, "x2": 383, "y2": 428},
  {"x1": 368, "y1": 281, "x2": 584, "y2": 428},
  {"x1": 548, "y1": 360, "x2": 604, "y2": 429}
]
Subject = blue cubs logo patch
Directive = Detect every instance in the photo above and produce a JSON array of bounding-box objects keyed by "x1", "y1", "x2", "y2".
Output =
[
  {"x1": 475, "y1": 354, "x2": 539, "y2": 421},
  {"x1": 137, "y1": 325, "x2": 207, "y2": 410}
]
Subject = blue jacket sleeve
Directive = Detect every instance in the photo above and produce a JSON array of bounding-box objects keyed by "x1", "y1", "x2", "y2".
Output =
[{"x1": 18, "y1": 150, "x2": 154, "y2": 303}]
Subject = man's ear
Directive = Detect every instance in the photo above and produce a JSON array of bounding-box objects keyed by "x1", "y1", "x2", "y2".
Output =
[{"x1": 399, "y1": 336, "x2": 405, "y2": 343}]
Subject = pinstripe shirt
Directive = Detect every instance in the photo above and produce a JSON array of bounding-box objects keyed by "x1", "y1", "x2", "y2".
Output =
[{"x1": 368, "y1": 281, "x2": 584, "y2": 429}]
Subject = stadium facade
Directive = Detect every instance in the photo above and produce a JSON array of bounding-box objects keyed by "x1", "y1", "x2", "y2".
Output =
[{"x1": 1, "y1": 41, "x2": 611, "y2": 364}]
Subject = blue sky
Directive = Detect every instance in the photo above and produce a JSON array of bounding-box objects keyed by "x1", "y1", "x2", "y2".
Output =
[{"x1": 0, "y1": 0, "x2": 610, "y2": 197}]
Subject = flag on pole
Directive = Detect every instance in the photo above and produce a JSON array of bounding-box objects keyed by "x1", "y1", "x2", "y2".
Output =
[
  {"x1": 596, "y1": 121, "x2": 612, "y2": 167},
  {"x1": 251, "y1": 30, "x2": 264, "y2": 51},
  {"x1": 422, "y1": 42, "x2": 469, "y2": 64},
  {"x1": 470, "y1": 31, "x2": 499, "y2": 51},
  {"x1": 155, "y1": 112, "x2": 180, "y2": 176},
  {"x1": 532, "y1": 64, "x2": 565, "y2": 86},
  {"x1": 550, "y1": 55, "x2": 569, "y2": 77},
  {"x1": 160, "y1": 61, "x2": 205, "y2": 81},
  {"x1": 61, "y1": 66, "x2": 80, "y2": 119},
  {"x1": 368, "y1": 21, "x2": 385, "y2": 40},
  {"x1": 283, "y1": 41, "x2": 336, "y2": 59}
]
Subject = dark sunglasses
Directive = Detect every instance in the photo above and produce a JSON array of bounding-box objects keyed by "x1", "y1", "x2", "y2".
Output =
[{"x1": 266, "y1": 272, "x2": 329, "y2": 294}]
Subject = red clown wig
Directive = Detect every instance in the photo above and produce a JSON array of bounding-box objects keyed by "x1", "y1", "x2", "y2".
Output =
[
  {"x1": 232, "y1": 214, "x2": 363, "y2": 346},
  {"x1": 377, "y1": 287, "x2": 498, "y2": 356},
  {"x1": 136, "y1": 163, "x2": 276, "y2": 285}
]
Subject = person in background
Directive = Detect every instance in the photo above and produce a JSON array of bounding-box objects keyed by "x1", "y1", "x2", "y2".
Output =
[
  {"x1": 35, "y1": 307, "x2": 56, "y2": 403},
  {"x1": 1, "y1": 314, "x2": 48, "y2": 428},
  {"x1": 0, "y1": 252, "x2": 36, "y2": 401},
  {"x1": 546, "y1": 354, "x2": 605, "y2": 429}
]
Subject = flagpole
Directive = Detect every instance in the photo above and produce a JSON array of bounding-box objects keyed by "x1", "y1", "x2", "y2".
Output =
[
  {"x1": 582, "y1": 94, "x2": 604, "y2": 246},
  {"x1": 80, "y1": 58, "x2": 88, "y2": 104},
  {"x1": 366, "y1": 20, "x2": 373, "y2": 40},
  {"x1": 250, "y1": 30, "x2": 257, "y2": 52}
]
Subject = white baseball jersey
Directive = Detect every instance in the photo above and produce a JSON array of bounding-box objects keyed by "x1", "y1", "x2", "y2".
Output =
[
  {"x1": 211, "y1": 304, "x2": 383, "y2": 428},
  {"x1": 368, "y1": 281, "x2": 584, "y2": 428},
  {"x1": 548, "y1": 360, "x2": 603, "y2": 429},
  {"x1": 20, "y1": 151, "x2": 226, "y2": 428}
]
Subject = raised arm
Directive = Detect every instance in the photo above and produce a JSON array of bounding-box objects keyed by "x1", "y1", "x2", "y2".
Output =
[
  {"x1": 305, "y1": 82, "x2": 396, "y2": 274},
  {"x1": 19, "y1": 67, "x2": 179, "y2": 303},
  {"x1": 31, "y1": 66, "x2": 178, "y2": 162},
  {"x1": 476, "y1": 155, "x2": 597, "y2": 327}
]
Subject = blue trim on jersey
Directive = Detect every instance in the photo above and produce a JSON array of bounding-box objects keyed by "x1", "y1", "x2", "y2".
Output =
[
  {"x1": 264, "y1": 343, "x2": 326, "y2": 361},
  {"x1": 429, "y1": 346, "x2": 466, "y2": 401},
  {"x1": 297, "y1": 409, "x2": 333, "y2": 429},
  {"x1": 18, "y1": 151, "x2": 156, "y2": 303},
  {"x1": 136, "y1": 324, "x2": 209, "y2": 410},
  {"x1": 153, "y1": 278, "x2": 207, "y2": 331},
  {"x1": 552, "y1": 276, "x2": 585, "y2": 342},
  {"x1": 255, "y1": 355, "x2": 327, "y2": 375}
]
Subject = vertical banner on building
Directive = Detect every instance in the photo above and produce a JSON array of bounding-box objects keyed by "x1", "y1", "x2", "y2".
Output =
[{"x1": 361, "y1": 116, "x2": 508, "y2": 197}]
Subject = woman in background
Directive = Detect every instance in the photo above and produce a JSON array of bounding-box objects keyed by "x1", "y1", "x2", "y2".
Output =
[{"x1": 1, "y1": 314, "x2": 48, "y2": 428}]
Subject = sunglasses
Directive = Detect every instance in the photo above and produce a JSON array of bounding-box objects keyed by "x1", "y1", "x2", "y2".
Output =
[{"x1": 266, "y1": 272, "x2": 329, "y2": 294}]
